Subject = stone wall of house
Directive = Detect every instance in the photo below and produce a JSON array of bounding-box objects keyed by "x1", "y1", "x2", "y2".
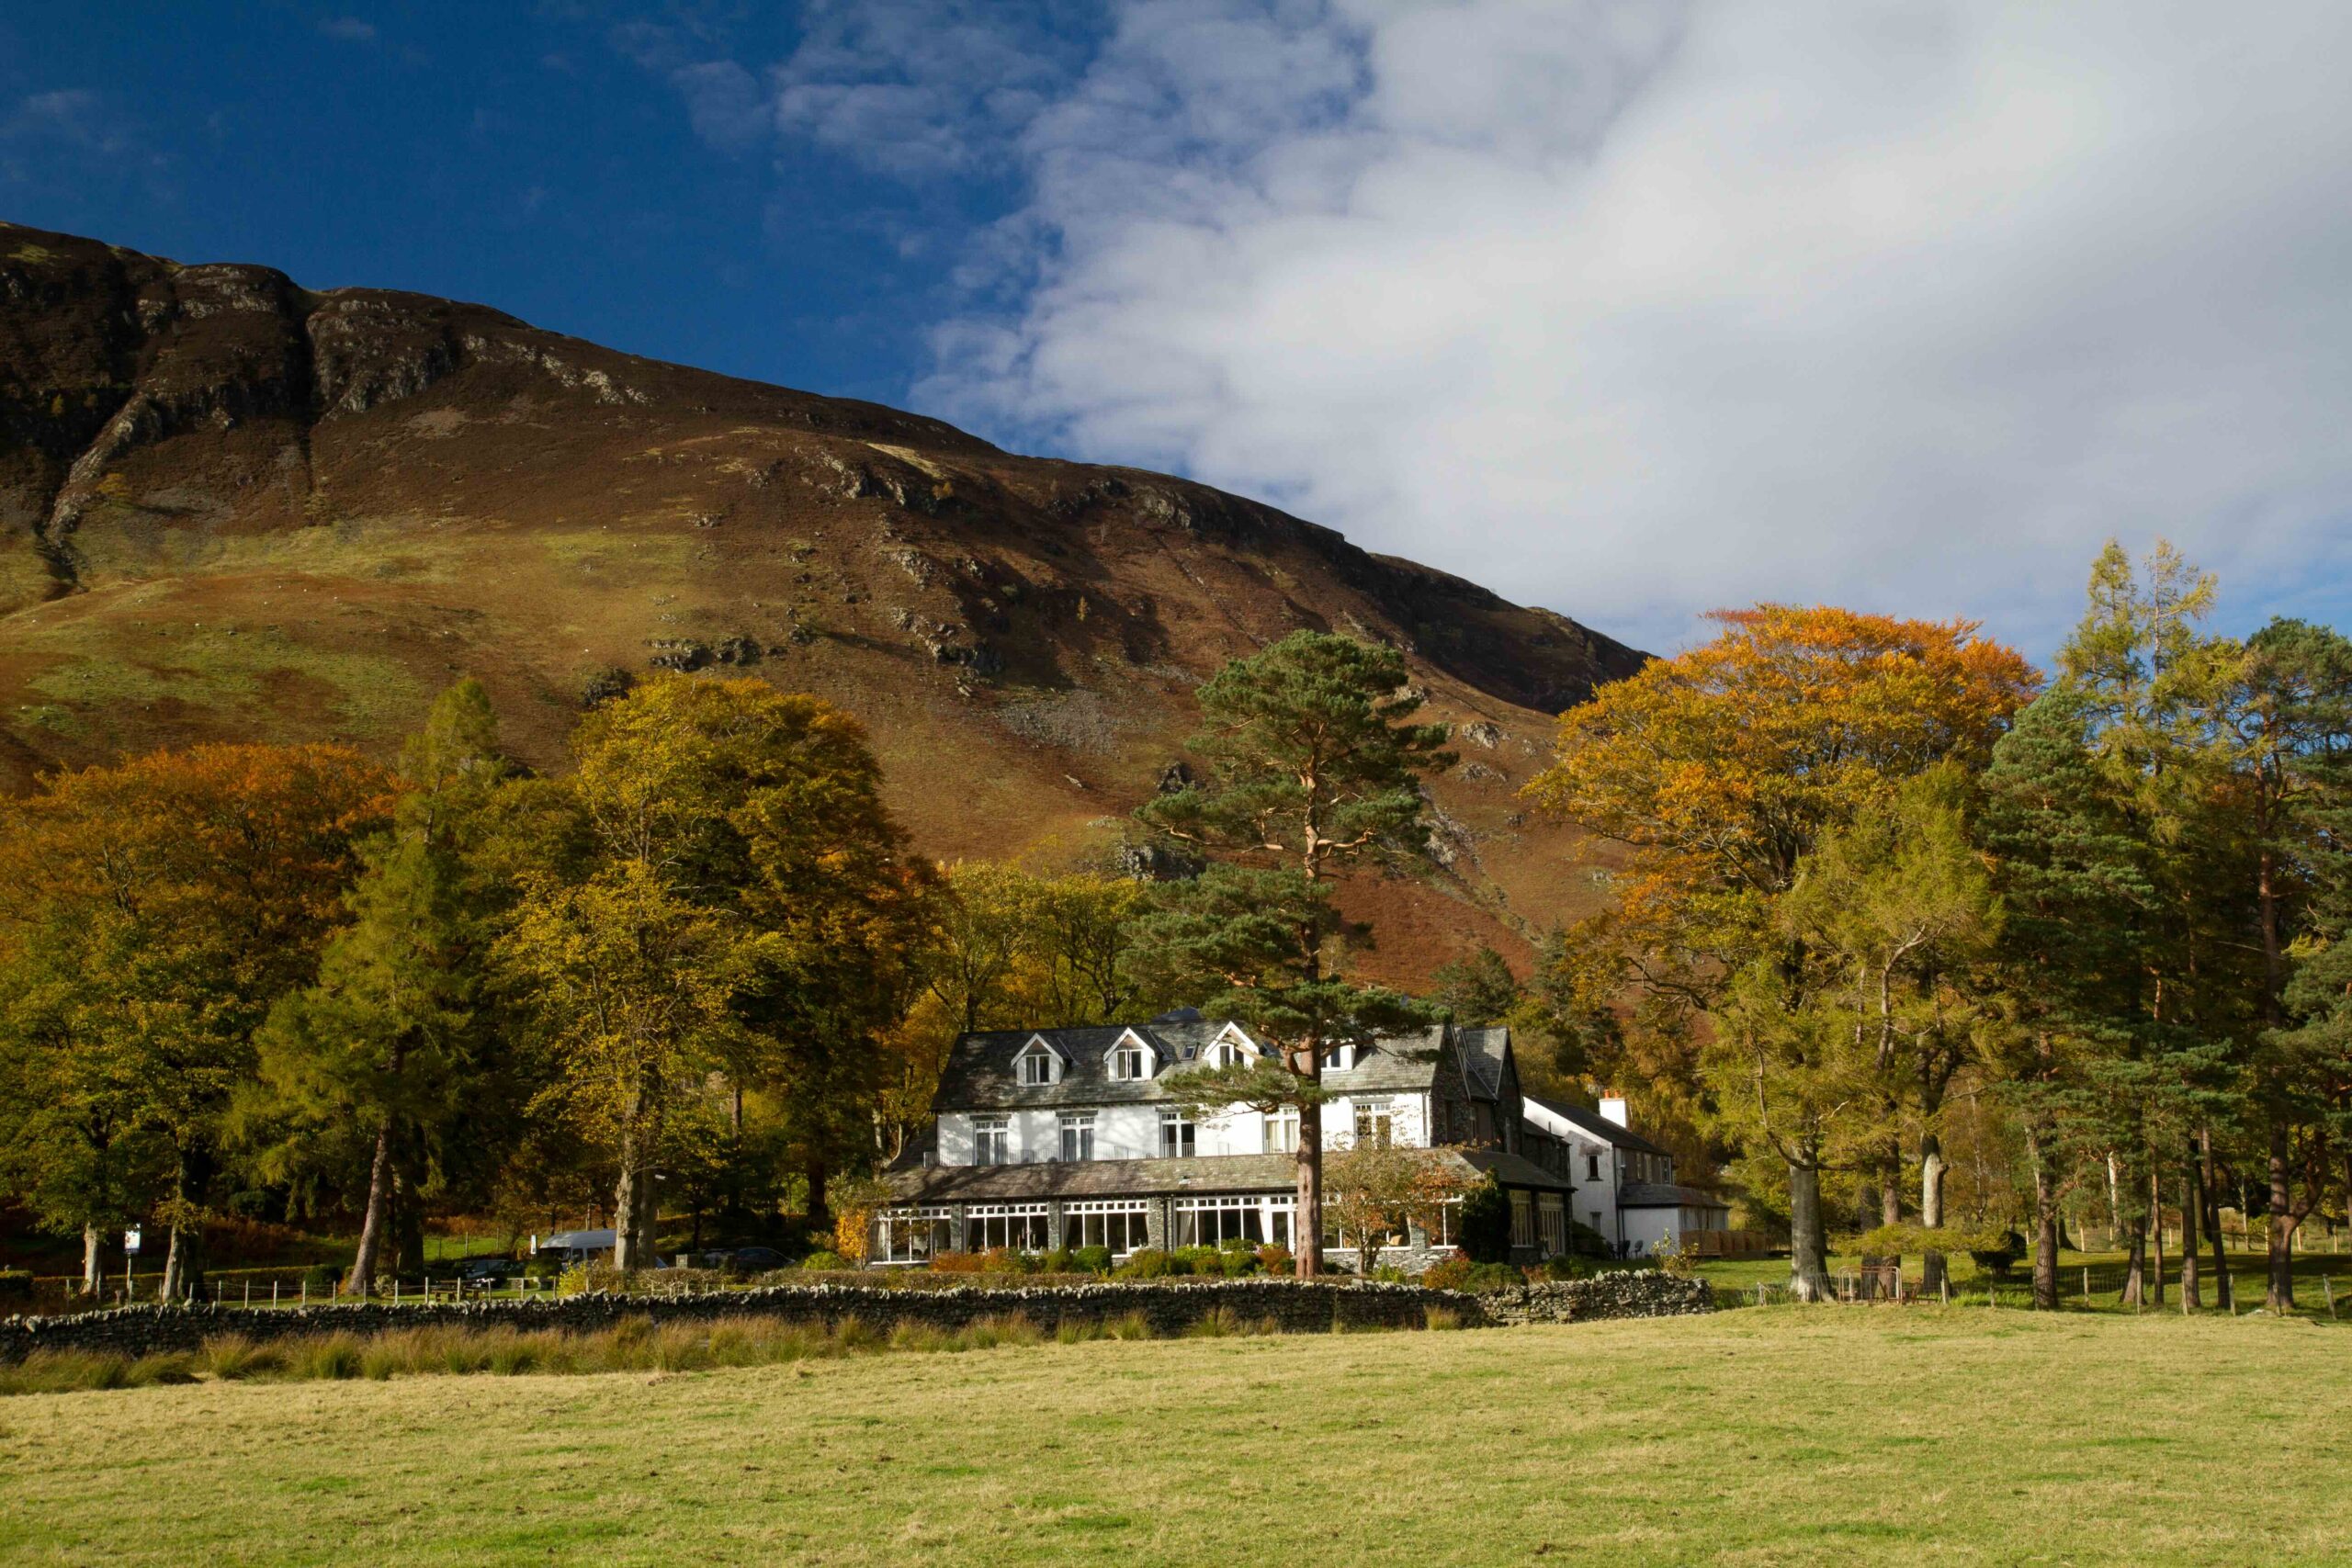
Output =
[
  {"x1": 0, "y1": 1279, "x2": 1468, "y2": 1362},
  {"x1": 1477, "y1": 1272, "x2": 1713, "y2": 1324}
]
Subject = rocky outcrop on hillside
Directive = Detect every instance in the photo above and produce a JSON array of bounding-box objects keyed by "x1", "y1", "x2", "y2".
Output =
[{"x1": 0, "y1": 221, "x2": 1645, "y2": 976}]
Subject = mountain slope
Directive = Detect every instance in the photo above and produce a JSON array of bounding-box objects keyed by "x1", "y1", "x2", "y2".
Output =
[{"x1": 0, "y1": 221, "x2": 1645, "y2": 978}]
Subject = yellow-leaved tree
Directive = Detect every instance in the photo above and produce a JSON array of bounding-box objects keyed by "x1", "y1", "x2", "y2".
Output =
[
  {"x1": 1522, "y1": 606, "x2": 2036, "y2": 1293},
  {"x1": 496, "y1": 676, "x2": 933, "y2": 1270}
]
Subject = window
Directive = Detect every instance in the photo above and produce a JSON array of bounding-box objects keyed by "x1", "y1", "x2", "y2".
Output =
[
  {"x1": 1539, "y1": 1194, "x2": 1566, "y2": 1258},
  {"x1": 1064, "y1": 1200, "x2": 1151, "y2": 1256},
  {"x1": 1175, "y1": 1195, "x2": 1291, "y2": 1247},
  {"x1": 1016, "y1": 1043, "x2": 1058, "y2": 1086},
  {"x1": 1110, "y1": 1043, "x2": 1148, "y2": 1080},
  {"x1": 1321, "y1": 1043, "x2": 1356, "y2": 1072},
  {"x1": 1510, "y1": 1190, "x2": 1534, "y2": 1249},
  {"x1": 1159, "y1": 1111, "x2": 1195, "y2": 1158},
  {"x1": 1585, "y1": 1152, "x2": 1601, "y2": 1182},
  {"x1": 967, "y1": 1203, "x2": 1050, "y2": 1252},
  {"x1": 1208, "y1": 1040, "x2": 1242, "y2": 1067},
  {"x1": 1473, "y1": 1102, "x2": 1496, "y2": 1142},
  {"x1": 874, "y1": 1207, "x2": 955, "y2": 1265},
  {"x1": 1263, "y1": 1107, "x2": 1299, "y2": 1154},
  {"x1": 1058, "y1": 1113, "x2": 1095, "y2": 1162},
  {"x1": 973, "y1": 1117, "x2": 1009, "y2": 1167},
  {"x1": 1353, "y1": 1100, "x2": 1395, "y2": 1148}
]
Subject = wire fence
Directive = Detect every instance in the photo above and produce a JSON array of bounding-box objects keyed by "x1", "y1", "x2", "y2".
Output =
[{"x1": 1725, "y1": 1257, "x2": 2350, "y2": 1317}]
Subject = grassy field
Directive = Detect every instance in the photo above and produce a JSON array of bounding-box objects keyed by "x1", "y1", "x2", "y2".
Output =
[{"x1": 3, "y1": 1308, "x2": 2346, "y2": 1566}]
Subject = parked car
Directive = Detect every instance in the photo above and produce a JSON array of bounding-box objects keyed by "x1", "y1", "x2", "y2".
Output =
[{"x1": 455, "y1": 1258, "x2": 518, "y2": 1283}]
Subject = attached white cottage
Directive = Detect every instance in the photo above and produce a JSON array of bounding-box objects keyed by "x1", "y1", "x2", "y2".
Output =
[{"x1": 1521, "y1": 1093, "x2": 1730, "y2": 1256}]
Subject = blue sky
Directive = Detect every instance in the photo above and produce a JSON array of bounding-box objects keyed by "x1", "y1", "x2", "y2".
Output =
[
  {"x1": 1, "y1": 4, "x2": 1057, "y2": 408},
  {"x1": 9, "y1": 3, "x2": 2352, "y2": 661}
]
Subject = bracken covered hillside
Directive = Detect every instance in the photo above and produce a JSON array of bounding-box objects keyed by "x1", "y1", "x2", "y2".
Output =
[{"x1": 0, "y1": 221, "x2": 1645, "y2": 979}]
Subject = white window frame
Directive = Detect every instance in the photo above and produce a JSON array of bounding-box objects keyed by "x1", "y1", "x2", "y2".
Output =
[
  {"x1": 1058, "y1": 1112, "x2": 1095, "y2": 1163},
  {"x1": 1353, "y1": 1099, "x2": 1396, "y2": 1148},
  {"x1": 1015, "y1": 1036, "x2": 1062, "y2": 1087},
  {"x1": 1207, "y1": 1023, "x2": 1258, "y2": 1069},
  {"x1": 1538, "y1": 1193, "x2": 1566, "y2": 1257},
  {"x1": 1159, "y1": 1111, "x2": 1196, "y2": 1158},
  {"x1": 1510, "y1": 1190, "x2": 1534, "y2": 1249},
  {"x1": 1263, "y1": 1107, "x2": 1299, "y2": 1154},
  {"x1": 1063, "y1": 1199, "x2": 1152, "y2": 1256},
  {"x1": 1322, "y1": 1043, "x2": 1357, "y2": 1072},
  {"x1": 973, "y1": 1116, "x2": 1010, "y2": 1167},
  {"x1": 1104, "y1": 1029, "x2": 1155, "y2": 1082},
  {"x1": 966, "y1": 1202, "x2": 1051, "y2": 1253},
  {"x1": 1174, "y1": 1194, "x2": 1293, "y2": 1248},
  {"x1": 874, "y1": 1206, "x2": 955, "y2": 1265}
]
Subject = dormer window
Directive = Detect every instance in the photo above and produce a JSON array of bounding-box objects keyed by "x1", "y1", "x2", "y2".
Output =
[
  {"x1": 1322, "y1": 1043, "x2": 1357, "y2": 1072},
  {"x1": 1106, "y1": 1032, "x2": 1154, "y2": 1081},
  {"x1": 1014, "y1": 1037, "x2": 1061, "y2": 1087},
  {"x1": 1207, "y1": 1025, "x2": 1257, "y2": 1069}
]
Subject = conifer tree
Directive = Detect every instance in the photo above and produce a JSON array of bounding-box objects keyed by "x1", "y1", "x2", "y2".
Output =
[
  {"x1": 256, "y1": 680, "x2": 517, "y2": 1294},
  {"x1": 1133, "y1": 630, "x2": 1453, "y2": 1277}
]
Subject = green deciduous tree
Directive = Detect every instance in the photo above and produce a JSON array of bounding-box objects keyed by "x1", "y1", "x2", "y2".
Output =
[
  {"x1": 497, "y1": 676, "x2": 931, "y2": 1269},
  {"x1": 1708, "y1": 770, "x2": 2004, "y2": 1299}
]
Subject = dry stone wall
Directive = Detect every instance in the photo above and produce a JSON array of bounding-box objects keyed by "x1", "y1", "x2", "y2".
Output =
[
  {"x1": 0, "y1": 1279, "x2": 1454, "y2": 1362},
  {"x1": 1, "y1": 1269, "x2": 1713, "y2": 1363},
  {"x1": 1478, "y1": 1272, "x2": 1713, "y2": 1324}
]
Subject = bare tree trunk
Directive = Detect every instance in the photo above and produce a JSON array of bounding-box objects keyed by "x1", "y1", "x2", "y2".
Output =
[
  {"x1": 1295, "y1": 1090, "x2": 1325, "y2": 1279},
  {"x1": 1919, "y1": 1132, "x2": 1949, "y2": 1296},
  {"x1": 345, "y1": 1115, "x2": 395, "y2": 1296},
  {"x1": 613, "y1": 1066, "x2": 662, "y2": 1273},
  {"x1": 2148, "y1": 1166, "x2": 2165, "y2": 1307},
  {"x1": 81, "y1": 1224, "x2": 102, "y2": 1296},
  {"x1": 806, "y1": 1156, "x2": 831, "y2": 1237},
  {"x1": 613, "y1": 1160, "x2": 655, "y2": 1273},
  {"x1": 1788, "y1": 1160, "x2": 1832, "y2": 1301},
  {"x1": 2026, "y1": 1122, "x2": 2058, "y2": 1311},
  {"x1": 2123, "y1": 1209, "x2": 2147, "y2": 1306},
  {"x1": 2117, "y1": 1152, "x2": 2135, "y2": 1250},
  {"x1": 393, "y1": 1167, "x2": 426, "y2": 1277},
  {"x1": 1882, "y1": 1169, "x2": 1902, "y2": 1230},
  {"x1": 159, "y1": 1145, "x2": 209, "y2": 1303},
  {"x1": 2200, "y1": 1127, "x2": 2233, "y2": 1311},
  {"x1": 2266, "y1": 1113, "x2": 2299, "y2": 1314},
  {"x1": 2181, "y1": 1157, "x2": 2202, "y2": 1310}
]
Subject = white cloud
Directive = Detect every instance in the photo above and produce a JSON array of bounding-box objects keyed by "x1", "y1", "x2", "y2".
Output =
[
  {"x1": 904, "y1": 0, "x2": 2352, "y2": 657},
  {"x1": 763, "y1": 0, "x2": 1092, "y2": 176}
]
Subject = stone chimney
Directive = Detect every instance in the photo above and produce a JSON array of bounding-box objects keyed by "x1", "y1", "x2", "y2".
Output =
[{"x1": 1598, "y1": 1096, "x2": 1629, "y2": 1129}]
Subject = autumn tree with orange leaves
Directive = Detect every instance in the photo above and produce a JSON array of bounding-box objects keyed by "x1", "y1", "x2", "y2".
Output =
[
  {"x1": 1522, "y1": 606, "x2": 2038, "y2": 1291},
  {"x1": 0, "y1": 745, "x2": 394, "y2": 1299}
]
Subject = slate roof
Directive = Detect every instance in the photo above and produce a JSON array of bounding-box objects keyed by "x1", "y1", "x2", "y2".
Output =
[
  {"x1": 929, "y1": 1017, "x2": 1452, "y2": 1112},
  {"x1": 1523, "y1": 1093, "x2": 1670, "y2": 1158},
  {"x1": 1454, "y1": 1027, "x2": 1510, "y2": 1099},
  {"x1": 1618, "y1": 1180, "x2": 1730, "y2": 1210},
  {"x1": 887, "y1": 1145, "x2": 1573, "y2": 1204}
]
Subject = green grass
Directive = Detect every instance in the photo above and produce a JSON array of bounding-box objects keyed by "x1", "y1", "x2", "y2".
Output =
[{"x1": 3, "y1": 1310, "x2": 2346, "y2": 1565}]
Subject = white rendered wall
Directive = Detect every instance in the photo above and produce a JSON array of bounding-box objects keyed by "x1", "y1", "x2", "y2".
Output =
[{"x1": 937, "y1": 1111, "x2": 976, "y2": 1166}]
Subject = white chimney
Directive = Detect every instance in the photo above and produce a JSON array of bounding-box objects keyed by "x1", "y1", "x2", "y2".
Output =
[{"x1": 1599, "y1": 1096, "x2": 1629, "y2": 1129}]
